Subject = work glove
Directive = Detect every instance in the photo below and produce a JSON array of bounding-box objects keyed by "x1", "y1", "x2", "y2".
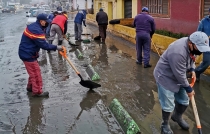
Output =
[
  {"x1": 183, "y1": 85, "x2": 195, "y2": 98},
  {"x1": 57, "y1": 46, "x2": 63, "y2": 51}
]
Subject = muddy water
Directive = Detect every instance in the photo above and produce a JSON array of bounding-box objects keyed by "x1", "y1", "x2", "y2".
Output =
[{"x1": 0, "y1": 10, "x2": 210, "y2": 134}]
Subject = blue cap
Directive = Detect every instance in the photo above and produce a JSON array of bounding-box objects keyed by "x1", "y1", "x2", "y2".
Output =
[
  {"x1": 142, "y1": 7, "x2": 149, "y2": 12},
  {"x1": 37, "y1": 13, "x2": 50, "y2": 23}
]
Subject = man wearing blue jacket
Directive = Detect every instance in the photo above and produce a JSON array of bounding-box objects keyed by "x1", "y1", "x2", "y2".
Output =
[
  {"x1": 74, "y1": 10, "x2": 87, "y2": 41},
  {"x1": 46, "y1": 11, "x2": 58, "y2": 38},
  {"x1": 18, "y1": 13, "x2": 63, "y2": 97},
  {"x1": 133, "y1": 7, "x2": 155, "y2": 68},
  {"x1": 195, "y1": 8, "x2": 210, "y2": 81}
]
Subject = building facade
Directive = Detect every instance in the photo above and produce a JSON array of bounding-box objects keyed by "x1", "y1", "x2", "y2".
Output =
[
  {"x1": 94, "y1": 0, "x2": 138, "y2": 20},
  {"x1": 93, "y1": 0, "x2": 210, "y2": 35},
  {"x1": 137, "y1": 0, "x2": 210, "y2": 34}
]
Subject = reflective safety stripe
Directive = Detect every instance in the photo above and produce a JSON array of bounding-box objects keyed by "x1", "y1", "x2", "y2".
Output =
[
  {"x1": 64, "y1": 14, "x2": 68, "y2": 18},
  {"x1": 23, "y1": 28, "x2": 45, "y2": 39}
]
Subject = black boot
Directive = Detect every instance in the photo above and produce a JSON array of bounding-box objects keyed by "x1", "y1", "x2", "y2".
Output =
[
  {"x1": 58, "y1": 40, "x2": 63, "y2": 45},
  {"x1": 171, "y1": 102, "x2": 189, "y2": 130},
  {"x1": 48, "y1": 40, "x2": 53, "y2": 44},
  {"x1": 161, "y1": 110, "x2": 173, "y2": 134},
  {"x1": 33, "y1": 91, "x2": 49, "y2": 97}
]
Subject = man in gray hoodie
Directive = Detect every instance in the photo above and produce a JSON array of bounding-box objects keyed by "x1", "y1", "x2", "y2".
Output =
[{"x1": 153, "y1": 31, "x2": 210, "y2": 134}]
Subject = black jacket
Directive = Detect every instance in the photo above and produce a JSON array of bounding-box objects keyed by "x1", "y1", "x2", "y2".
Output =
[{"x1": 96, "y1": 11, "x2": 108, "y2": 25}]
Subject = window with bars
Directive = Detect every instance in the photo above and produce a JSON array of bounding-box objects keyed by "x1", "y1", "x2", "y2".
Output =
[
  {"x1": 141, "y1": 0, "x2": 170, "y2": 17},
  {"x1": 202, "y1": 0, "x2": 210, "y2": 19}
]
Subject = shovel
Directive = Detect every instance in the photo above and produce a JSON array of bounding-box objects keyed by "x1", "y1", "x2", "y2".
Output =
[
  {"x1": 59, "y1": 46, "x2": 101, "y2": 89},
  {"x1": 190, "y1": 77, "x2": 202, "y2": 134}
]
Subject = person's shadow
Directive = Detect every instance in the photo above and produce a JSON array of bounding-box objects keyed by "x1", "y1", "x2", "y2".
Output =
[
  {"x1": 22, "y1": 93, "x2": 48, "y2": 134},
  {"x1": 67, "y1": 90, "x2": 101, "y2": 132}
]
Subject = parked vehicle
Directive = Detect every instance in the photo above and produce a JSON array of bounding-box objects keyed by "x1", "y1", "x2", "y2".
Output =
[
  {"x1": 39, "y1": 5, "x2": 50, "y2": 10},
  {"x1": 26, "y1": 7, "x2": 39, "y2": 17},
  {"x1": 2, "y1": 6, "x2": 16, "y2": 13}
]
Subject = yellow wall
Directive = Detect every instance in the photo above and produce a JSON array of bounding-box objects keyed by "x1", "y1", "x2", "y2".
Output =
[
  {"x1": 108, "y1": 2, "x2": 113, "y2": 20},
  {"x1": 94, "y1": 0, "x2": 137, "y2": 19},
  {"x1": 116, "y1": 0, "x2": 123, "y2": 18},
  {"x1": 132, "y1": 0, "x2": 138, "y2": 18}
]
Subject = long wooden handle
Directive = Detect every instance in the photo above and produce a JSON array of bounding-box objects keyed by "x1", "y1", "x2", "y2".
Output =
[
  {"x1": 85, "y1": 27, "x2": 88, "y2": 38},
  {"x1": 151, "y1": 40, "x2": 161, "y2": 57},
  {"x1": 65, "y1": 56, "x2": 80, "y2": 75},
  {"x1": 191, "y1": 96, "x2": 202, "y2": 134}
]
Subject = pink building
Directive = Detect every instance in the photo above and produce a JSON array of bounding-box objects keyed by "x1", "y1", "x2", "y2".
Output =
[{"x1": 137, "y1": 0, "x2": 209, "y2": 34}]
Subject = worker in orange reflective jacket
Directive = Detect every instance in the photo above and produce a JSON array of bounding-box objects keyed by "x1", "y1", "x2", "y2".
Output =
[{"x1": 18, "y1": 13, "x2": 63, "y2": 97}]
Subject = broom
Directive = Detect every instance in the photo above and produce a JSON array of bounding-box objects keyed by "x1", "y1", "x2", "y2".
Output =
[{"x1": 82, "y1": 27, "x2": 91, "y2": 43}]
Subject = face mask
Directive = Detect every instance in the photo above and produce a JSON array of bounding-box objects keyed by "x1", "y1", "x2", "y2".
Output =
[
  {"x1": 190, "y1": 44, "x2": 202, "y2": 55},
  {"x1": 42, "y1": 22, "x2": 49, "y2": 29}
]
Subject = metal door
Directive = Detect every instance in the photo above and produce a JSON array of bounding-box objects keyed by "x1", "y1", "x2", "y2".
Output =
[{"x1": 124, "y1": 0, "x2": 132, "y2": 18}]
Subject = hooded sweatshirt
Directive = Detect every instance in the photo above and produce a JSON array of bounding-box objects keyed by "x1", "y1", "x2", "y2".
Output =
[{"x1": 198, "y1": 15, "x2": 210, "y2": 45}]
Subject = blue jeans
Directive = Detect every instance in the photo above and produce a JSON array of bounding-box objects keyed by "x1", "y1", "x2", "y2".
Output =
[
  {"x1": 195, "y1": 52, "x2": 210, "y2": 78},
  {"x1": 157, "y1": 82, "x2": 189, "y2": 112}
]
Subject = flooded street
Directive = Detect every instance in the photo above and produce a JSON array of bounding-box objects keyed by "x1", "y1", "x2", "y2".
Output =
[{"x1": 0, "y1": 10, "x2": 210, "y2": 134}]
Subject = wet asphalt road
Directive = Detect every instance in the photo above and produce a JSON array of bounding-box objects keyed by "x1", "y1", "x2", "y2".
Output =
[{"x1": 0, "y1": 10, "x2": 210, "y2": 134}]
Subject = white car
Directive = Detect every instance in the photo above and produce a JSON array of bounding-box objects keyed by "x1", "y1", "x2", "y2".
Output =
[
  {"x1": 26, "y1": 9, "x2": 51, "y2": 25},
  {"x1": 26, "y1": 7, "x2": 40, "y2": 17},
  {"x1": 39, "y1": 5, "x2": 50, "y2": 10}
]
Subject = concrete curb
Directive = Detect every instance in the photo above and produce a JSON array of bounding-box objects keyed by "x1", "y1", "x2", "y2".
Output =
[
  {"x1": 109, "y1": 98, "x2": 141, "y2": 134},
  {"x1": 86, "y1": 64, "x2": 100, "y2": 81},
  {"x1": 75, "y1": 49, "x2": 83, "y2": 59}
]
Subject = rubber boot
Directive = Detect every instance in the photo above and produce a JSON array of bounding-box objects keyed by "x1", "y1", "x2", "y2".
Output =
[
  {"x1": 33, "y1": 91, "x2": 49, "y2": 97},
  {"x1": 48, "y1": 40, "x2": 53, "y2": 44},
  {"x1": 58, "y1": 40, "x2": 63, "y2": 45},
  {"x1": 171, "y1": 102, "x2": 189, "y2": 130},
  {"x1": 26, "y1": 87, "x2": 32, "y2": 92},
  {"x1": 161, "y1": 110, "x2": 173, "y2": 134}
]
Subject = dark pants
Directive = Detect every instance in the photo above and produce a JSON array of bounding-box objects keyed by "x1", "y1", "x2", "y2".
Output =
[
  {"x1": 74, "y1": 23, "x2": 83, "y2": 40},
  {"x1": 99, "y1": 25, "x2": 107, "y2": 40},
  {"x1": 136, "y1": 33, "x2": 151, "y2": 65},
  {"x1": 195, "y1": 52, "x2": 210, "y2": 78}
]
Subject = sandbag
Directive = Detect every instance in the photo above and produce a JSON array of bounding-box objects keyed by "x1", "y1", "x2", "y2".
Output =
[{"x1": 109, "y1": 19, "x2": 120, "y2": 24}]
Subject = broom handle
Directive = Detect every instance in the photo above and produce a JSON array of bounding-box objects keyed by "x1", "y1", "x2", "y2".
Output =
[
  {"x1": 65, "y1": 57, "x2": 80, "y2": 75},
  {"x1": 85, "y1": 27, "x2": 88, "y2": 39},
  {"x1": 151, "y1": 40, "x2": 161, "y2": 57},
  {"x1": 191, "y1": 96, "x2": 202, "y2": 134}
]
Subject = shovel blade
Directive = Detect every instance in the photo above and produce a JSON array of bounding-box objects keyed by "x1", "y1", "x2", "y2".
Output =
[{"x1": 79, "y1": 79, "x2": 101, "y2": 89}]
